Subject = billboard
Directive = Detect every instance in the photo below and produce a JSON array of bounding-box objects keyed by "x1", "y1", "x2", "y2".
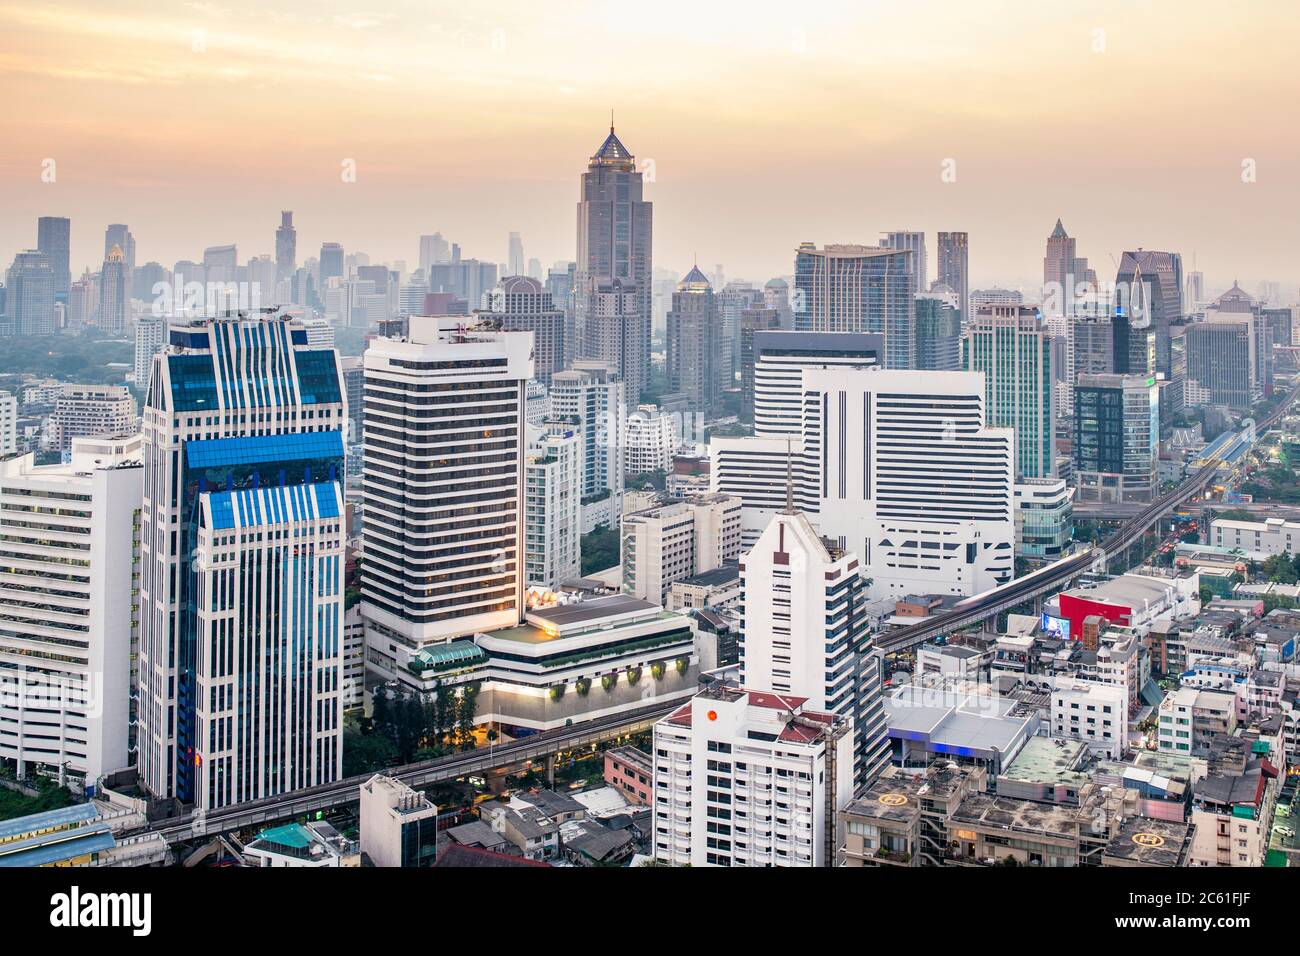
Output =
[{"x1": 1040, "y1": 612, "x2": 1071, "y2": 641}]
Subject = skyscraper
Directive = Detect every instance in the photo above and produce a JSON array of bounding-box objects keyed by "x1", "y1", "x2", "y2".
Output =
[
  {"x1": 203, "y1": 244, "x2": 238, "y2": 285},
  {"x1": 1115, "y1": 249, "x2": 1183, "y2": 377},
  {"x1": 915, "y1": 291, "x2": 962, "y2": 371},
  {"x1": 507, "y1": 232, "x2": 524, "y2": 277},
  {"x1": 575, "y1": 123, "x2": 652, "y2": 405},
  {"x1": 550, "y1": 362, "x2": 626, "y2": 532},
  {"x1": 98, "y1": 245, "x2": 128, "y2": 334},
  {"x1": 418, "y1": 233, "x2": 450, "y2": 276},
  {"x1": 37, "y1": 216, "x2": 71, "y2": 302},
  {"x1": 360, "y1": 317, "x2": 533, "y2": 665},
  {"x1": 104, "y1": 224, "x2": 136, "y2": 276},
  {"x1": 739, "y1": 307, "x2": 781, "y2": 423},
  {"x1": 792, "y1": 243, "x2": 915, "y2": 370},
  {"x1": 665, "y1": 266, "x2": 720, "y2": 419},
  {"x1": 963, "y1": 305, "x2": 1056, "y2": 479},
  {"x1": 524, "y1": 426, "x2": 582, "y2": 591},
  {"x1": 881, "y1": 230, "x2": 927, "y2": 295},
  {"x1": 275, "y1": 211, "x2": 297, "y2": 282},
  {"x1": 936, "y1": 231, "x2": 969, "y2": 324},
  {"x1": 137, "y1": 310, "x2": 347, "y2": 810},
  {"x1": 4, "y1": 250, "x2": 56, "y2": 334},
  {"x1": 1074, "y1": 373, "x2": 1159, "y2": 503},
  {"x1": 478, "y1": 275, "x2": 567, "y2": 385},
  {"x1": 320, "y1": 242, "x2": 345, "y2": 285}
]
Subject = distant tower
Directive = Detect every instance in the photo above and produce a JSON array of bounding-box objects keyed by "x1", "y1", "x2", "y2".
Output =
[
  {"x1": 575, "y1": 121, "x2": 652, "y2": 404},
  {"x1": 37, "y1": 216, "x2": 71, "y2": 303},
  {"x1": 508, "y1": 232, "x2": 525, "y2": 277},
  {"x1": 880, "y1": 231, "x2": 927, "y2": 295},
  {"x1": 275, "y1": 211, "x2": 297, "y2": 282},
  {"x1": 936, "y1": 231, "x2": 969, "y2": 324},
  {"x1": 98, "y1": 245, "x2": 128, "y2": 334},
  {"x1": 666, "y1": 266, "x2": 719, "y2": 418}
]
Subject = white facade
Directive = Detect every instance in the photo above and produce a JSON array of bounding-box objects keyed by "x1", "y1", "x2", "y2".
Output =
[
  {"x1": 621, "y1": 494, "x2": 742, "y2": 605},
  {"x1": 0, "y1": 390, "x2": 16, "y2": 456},
  {"x1": 359, "y1": 773, "x2": 439, "y2": 868},
  {"x1": 361, "y1": 318, "x2": 533, "y2": 666},
  {"x1": 1211, "y1": 517, "x2": 1300, "y2": 561},
  {"x1": 0, "y1": 435, "x2": 142, "y2": 789},
  {"x1": 713, "y1": 366, "x2": 1015, "y2": 601},
  {"x1": 50, "y1": 384, "x2": 137, "y2": 453},
  {"x1": 133, "y1": 316, "x2": 166, "y2": 390},
  {"x1": 1050, "y1": 677, "x2": 1126, "y2": 760},
  {"x1": 624, "y1": 404, "x2": 677, "y2": 476},
  {"x1": 549, "y1": 362, "x2": 625, "y2": 533},
  {"x1": 524, "y1": 426, "x2": 582, "y2": 591},
  {"x1": 652, "y1": 685, "x2": 855, "y2": 867}
]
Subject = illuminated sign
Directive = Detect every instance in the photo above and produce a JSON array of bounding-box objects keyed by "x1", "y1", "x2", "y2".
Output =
[{"x1": 1040, "y1": 613, "x2": 1071, "y2": 641}]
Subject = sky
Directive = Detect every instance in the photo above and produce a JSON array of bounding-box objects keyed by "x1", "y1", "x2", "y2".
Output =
[{"x1": 2, "y1": 0, "x2": 1299, "y2": 296}]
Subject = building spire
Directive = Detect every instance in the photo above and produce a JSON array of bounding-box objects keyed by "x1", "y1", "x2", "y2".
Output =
[{"x1": 783, "y1": 438, "x2": 796, "y2": 514}]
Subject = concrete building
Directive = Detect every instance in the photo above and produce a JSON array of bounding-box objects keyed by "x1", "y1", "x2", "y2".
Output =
[
  {"x1": 0, "y1": 435, "x2": 142, "y2": 790},
  {"x1": 1210, "y1": 516, "x2": 1300, "y2": 560},
  {"x1": 623, "y1": 404, "x2": 677, "y2": 477},
  {"x1": 0, "y1": 390, "x2": 16, "y2": 456},
  {"x1": 665, "y1": 266, "x2": 720, "y2": 418},
  {"x1": 1073, "y1": 372, "x2": 1159, "y2": 503},
  {"x1": 621, "y1": 494, "x2": 742, "y2": 605},
  {"x1": 359, "y1": 774, "x2": 439, "y2": 868},
  {"x1": 880, "y1": 230, "x2": 927, "y2": 296},
  {"x1": 524, "y1": 426, "x2": 582, "y2": 591},
  {"x1": 652, "y1": 682, "x2": 855, "y2": 867},
  {"x1": 935, "y1": 231, "x2": 969, "y2": 324},
  {"x1": 1014, "y1": 478, "x2": 1073, "y2": 563},
  {"x1": 133, "y1": 315, "x2": 166, "y2": 391},
  {"x1": 549, "y1": 362, "x2": 625, "y2": 533},
  {"x1": 603, "y1": 746, "x2": 652, "y2": 805},
  {"x1": 49, "y1": 384, "x2": 137, "y2": 454},
  {"x1": 478, "y1": 275, "x2": 568, "y2": 385},
  {"x1": 1051, "y1": 677, "x2": 1127, "y2": 760},
  {"x1": 244, "y1": 822, "x2": 358, "y2": 867},
  {"x1": 749, "y1": 330, "x2": 881, "y2": 438},
  {"x1": 838, "y1": 763, "x2": 986, "y2": 866},
  {"x1": 793, "y1": 243, "x2": 915, "y2": 370}
]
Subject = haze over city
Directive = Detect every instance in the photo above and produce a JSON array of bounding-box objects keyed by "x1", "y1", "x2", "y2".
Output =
[{"x1": 2, "y1": 0, "x2": 1299, "y2": 291}]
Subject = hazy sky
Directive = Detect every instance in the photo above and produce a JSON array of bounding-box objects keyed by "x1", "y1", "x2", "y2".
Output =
[{"x1": 3, "y1": 0, "x2": 1299, "y2": 296}]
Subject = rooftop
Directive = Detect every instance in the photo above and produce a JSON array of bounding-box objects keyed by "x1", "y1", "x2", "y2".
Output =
[{"x1": 1102, "y1": 818, "x2": 1191, "y2": 867}]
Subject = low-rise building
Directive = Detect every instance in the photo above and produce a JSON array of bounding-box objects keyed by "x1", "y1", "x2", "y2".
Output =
[
  {"x1": 604, "y1": 746, "x2": 653, "y2": 805},
  {"x1": 838, "y1": 763, "x2": 986, "y2": 867},
  {"x1": 244, "y1": 822, "x2": 359, "y2": 868},
  {"x1": 359, "y1": 774, "x2": 439, "y2": 868},
  {"x1": 622, "y1": 494, "x2": 742, "y2": 605},
  {"x1": 1051, "y1": 677, "x2": 1127, "y2": 759}
]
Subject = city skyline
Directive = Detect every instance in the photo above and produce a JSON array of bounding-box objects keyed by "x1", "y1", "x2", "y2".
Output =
[{"x1": 2, "y1": 2, "x2": 1299, "y2": 291}]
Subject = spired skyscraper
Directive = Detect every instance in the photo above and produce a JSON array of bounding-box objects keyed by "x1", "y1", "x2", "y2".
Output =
[
  {"x1": 665, "y1": 265, "x2": 720, "y2": 419},
  {"x1": 575, "y1": 122, "x2": 652, "y2": 405},
  {"x1": 275, "y1": 211, "x2": 297, "y2": 283},
  {"x1": 137, "y1": 310, "x2": 348, "y2": 811}
]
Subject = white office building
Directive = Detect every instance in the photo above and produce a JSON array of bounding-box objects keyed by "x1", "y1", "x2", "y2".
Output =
[
  {"x1": 1051, "y1": 677, "x2": 1127, "y2": 760},
  {"x1": 621, "y1": 493, "x2": 742, "y2": 605},
  {"x1": 0, "y1": 391, "x2": 16, "y2": 456},
  {"x1": 1210, "y1": 516, "x2": 1300, "y2": 561},
  {"x1": 652, "y1": 682, "x2": 855, "y2": 867},
  {"x1": 524, "y1": 426, "x2": 582, "y2": 592},
  {"x1": 624, "y1": 404, "x2": 677, "y2": 477},
  {"x1": 713, "y1": 366, "x2": 1015, "y2": 600},
  {"x1": 361, "y1": 318, "x2": 533, "y2": 672},
  {"x1": 0, "y1": 435, "x2": 142, "y2": 790},
  {"x1": 133, "y1": 315, "x2": 167, "y2": 390},
  {"x1": 549, "y1": 362, "x2": 625, "y2": 533}
]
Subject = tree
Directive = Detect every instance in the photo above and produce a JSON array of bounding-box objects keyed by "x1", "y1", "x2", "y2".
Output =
[
  {"x1": 1263, "y1": 552, "x2": 1299, "y2": 584},
  {"x1": 342, "y1": 728, "x2": 398, "y2": 777},
  {"x1": 581, "y1": 524, "x2": 620, "y2": 575}
]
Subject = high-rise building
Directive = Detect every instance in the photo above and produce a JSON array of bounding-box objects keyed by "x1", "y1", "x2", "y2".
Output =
[
  {"x1": 98, "y1": 245, "x2": 129, "y2": 334},
  {"x1": 881, "y1": 230, "x2": 927, "y2": 295},
  {"x1": 4, "y1": 250, "x2": 56, "y2": 334},
  {"x1": 37, "y1": 216, "x2": 71, "y2": 302},
  {"x1": 137, "y1": 311, "x2": 347, "y2": 810},
  {"x1": 507, "y1": 232, "x2": 525, "y2": 277},
  {"x1": 1115, "y1": 249, "x2": 1183, "y2": 378},
  {"x1": 1074, "y1": 372, "x2": 1159, "y2": 503},
  {"x1": 50, "y1": 384, "x2": 137, "y2": 452},
  {"x1": 963, "y1": 305, "x2": 1056, "y2": 479},
  {"x1": 361, "y1": 318, "x2": 533, "y2": 666},
  {"x1": 666, "y1": 266, "x2": 720, "y2": 419},
  {"x1": 275, "y1": 211, "x2": 297, "y2": 282},
  {"x1": 624, "y1": 404, "x2": 678, "y2": 476},
  {"x1": 524, "y1": 426, "x2": 582, "y2": 591},
  {"x1": 712, "y1": 367, "x2": 1015, "y2": 598},
  {"x1": 652, "y1": 682, "x2": 855, "y2": 867},
  {"x1": 621, "y1": 494, "x2": 742, "y2": 605},
  {"x1": 741, "y1": 509, "x2": 888, "y2": 785},
  {"x1": 134, "y1": 315, "x2": 166, "y2": 390},
  {"x1": 320, "y1": 242, "x2": 345, "y2": 285},
  {"x1": 549, "y1": 362, "x2": 626, "y2": 532},
  {"x1": 104, "y1": 224, "x2": 136, "y2": 276},
  {"x1": 418, "y1": 233, "x2": 450, "y2": 276},
  {"x1": 0, "y1": 390, "x2": 16, "y2": 456},
  {"x1": 739, "y1": 308, "x2": 781, "y2": 423},
  {"x1": 793, "y1": 243, "x2": 915, "y2": 370},
  {"x1": 1185, "y1": 313, "x2": 1258, "y2": 409},
  {"x1": 67, "y1": 272, "x2": 94, "y2": 329},
  {"x1": 0, "y1": 435, "x2": 142, "y2": 790},
  {"x1": 970, "y1": 287, "x2": 1024, "y2": 313},
  {"x1": 915, "y1": 291, "x2": 962, "y2": 371},
  {"x1": 716, "y1": 281, "x2": 765, "y2": 391},
  {"x1": 935, "y1": 231, "x2": 969, "y2": 323},
  {"x1": 762, "y1": 277, "x2": 793, "y2": 328},
  {"x1": 575, "y1": 124, "x2": 652, "y2": 404},
  {"x1": 202, "y1": 244, "x2": 238, "y2": 285},
  {"x1": 478, "y1": 276, "x2": 567, "y2": 385},
  {"x1": 749, "y1": 331, "x2": 882, "y2": 438}
]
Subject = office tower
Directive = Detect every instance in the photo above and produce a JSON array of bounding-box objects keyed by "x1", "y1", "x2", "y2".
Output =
[
  {"x1": 936, "y1": 231, "x2": 969, "y2": 324},
  {"x1": 963, "y1": 305, "x2": 1056, "y2": 479},
  {"x1": 37, "y1": 216, "x2": 71, "y2": 302},
  {"x1": 478, "y1": 276, "x2": 567, "y2": 385},
  {"x1": 68, "y1": 272, "x2": 94, "y2": 329},
  {"x1": 361, "y1": 317, "x2": 532, "y2": 666},
  {"x1": 1185, "y1": 270, "x2": 1205, "y2": 312},
  {"x1": 621, "y1": 494, "x2": 742, "y2": 605},
  {"x1": 1185, "y1": 315, "x2": 1258, "y2": 409},
  {"x1": 739, "y1": 308, "x2": 781, "y2": 423},
  {"x1": 1014, "y1": 477, "x2": 1074, "y2": 562},
  {"x1": 881, "y1": 230, "x2": 927, "y2": 295},
  {"x1": 652, "y1": 682, "x2": 855, "y2": 867},
  {"x1": 523, "y1": 426, "x2": 582, "y2": 591},
  {"x1": 134, "y1": 315, "x2": 166, "y2": 389},
  {"x1": 4, "y1": 250, "x2": 56, "y2": 334},
  {"x1": 50, "y1": 384, "x2": 136, "y2": 452},
  {"x1": 98, "y1": 245, "x2": 129, "y2": 334},
  {"x1": 104, "y1": 224, "x2": 136, "y2": 275},
  {"x1": 575, "y1": 123, "x2": 652, "y2": 403},
  {"x1": 762, "y1": 276, "x2": 793, "y2": 328},
  {"x1": 712, "y1": 367, "x2": 1014, "y2": 598},
  {"x1": 339, "y1": 355, "x2": 364, "y2": 444},
  {"x1": 202, "y1": 244, "x2": 239, "y2": 285},
  {"x1": 793, "y1": 243, "x2": 915, "y2": 370},
  {"x1": 624, "y1": 404, "x2": 678, "y2": 476},
  {"x1": 716, "y1": 281, "x2": 765, "y2": 390},
  {"x1": 132, "y1": 260, "x2": 169, "y2": 301},
  {"x1": 750, "y1": 331, "x2": 882, "y2": 438},
  {"x1": 527, "y1": 258, "x2": 542, "y2": 280},
  {"x1": 426, "y1": 258, "x2": 498, "y2": 310},
  {"x1": 0, "y1": 435, "x2": 143, "y2": 790},
  {"x1": 970, "y1": 287, "x2": 1023, "y2": 312},
  {"x1": 741, "y1": 508, "x2": 888, "y2": 785},
  {"x1": 1208, "y1": 282, "x2": 1273, "y2": 398},
  {"x1": 136, "y1": 311, "x2": 346, "y2": 809},
  {"x1": 1070, "y1": 315, "x2": 1116, "y2": 378},
  {"x1": 550, "y1": 362, "x2": 626, "y2": 532},
  {"x1": 507, "y1": 232, "x2": 525, "y2": 277},
  {"x1": 418, "y1": 233, "x2": 450, "y2": 276},
  {"x1": 356, "y1": 264, "x2": 395, "y2": 313},
  {"x1": 320, "y1": 242, "x2": 345, "y2": 284},
  {"x1": 914, "y1": 291, "x2": 962, "y2": 371},
  {"x1": 1074, "y1": 373, "x2": 1159, "y2": 503},
  {"x1": 246, "y1": 254, "x2": 277, "y2": 305},
  {"x1": 301, "y1": 317, "x2": 335, "y2": 348},
  {"x1": 666, "y1": 266, "x2": 720, "y2": 418},
  {"x1": 274, "y1": 211, "x2": 297, "y2": 282},
  {"x1": 0, "y1": 390, "x2": 16, "y2": 455},
  {"x1": 1115, "y1": 249, "x2": 1183, "y2": 377}
]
